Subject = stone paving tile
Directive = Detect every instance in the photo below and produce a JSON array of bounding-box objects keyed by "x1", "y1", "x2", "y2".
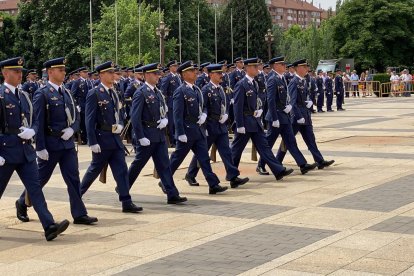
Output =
[
  {"x1": 116, "y1": 224, "x2": 337, "y2": 276},
  {"x1": 320, "y1": 150, "x2": 414, "y2": 160},
  {"x1": 367, "y1": 216, "x2": 414, "y2": 235},
  {"x1": 322, "y1": 117, "x2": 396, "y2": 129},
  {"x1": 3, "y1": 184, "x2": 292, "y2": 220},
  {"x1": 322, "y1": 174, "x2": 414, "y2": 212}
]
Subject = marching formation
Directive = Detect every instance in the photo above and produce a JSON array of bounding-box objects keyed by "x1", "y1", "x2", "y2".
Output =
[{"x1": 0, "y1": 55, "x2": 335, "y2": 241}]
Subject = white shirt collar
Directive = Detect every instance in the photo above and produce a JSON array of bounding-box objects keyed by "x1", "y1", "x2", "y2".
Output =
[
  {"x1": 145, "y1": 82, "x2": 155, "y2": 91},
  {"x1": 209, "y1": 81, "x2": 219, "y2": 89},
  {"x1": 48, "y1": 81, "x2": 61, "y2": 91},
  {"x1": 275, "y1": 71, "x2": 284, "y2": 78},
  {"x1": 4, "y1": 82, "x2": 17, "y2": 92},
  {"x1": 245, "y1": 74, "x2": 254, "y2": 83},
  {"x1": 185, "y1": 81, "x2": 194, "y2": 89},
  {"x1": 101, "y1": 83, "x2": 113, "y2": 92},
  {"x1": 295, "y1": 73, "x2": 304, "y2": 81}
]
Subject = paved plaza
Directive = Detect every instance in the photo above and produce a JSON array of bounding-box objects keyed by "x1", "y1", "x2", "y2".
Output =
[{"x1": 1, "y1": 97, "x2": 414, "y2": 276}]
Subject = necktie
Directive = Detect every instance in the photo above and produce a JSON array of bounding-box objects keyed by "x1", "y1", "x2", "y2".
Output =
[{"x1": 14, "y1": 88, "x2": 19, "y2": 101}]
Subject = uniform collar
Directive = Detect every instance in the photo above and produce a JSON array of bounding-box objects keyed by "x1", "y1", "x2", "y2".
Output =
[
  {"x1": 209, "y1": 81, "x2": 219, "y2": 89},
  {"x1": 145, "y1": 82, "x2": 155, "y2": 91},
  {"x1": 295, "y1": 74, "x2": 304, "y2": 81},
  {"x1": 4, "y1": 82, "x2": 17, "y2": 92},
  {"x1": 101, "y1": 83, "x2": 113, "y2": 92},
  {"x1": 245, "y1": 74, "x2": 254, "y2": 83},
  {"x1": 48, "y1": 81, "x2": 61, "y2": 91},
  {"x1": 185, "y1": 81, "x2": 194, "y2": 89}
]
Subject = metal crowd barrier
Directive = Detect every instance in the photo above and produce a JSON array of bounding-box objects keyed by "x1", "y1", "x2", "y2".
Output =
[
  {"x1": 380, "y1": 81, "x2": 414, "y2": 97},
  {"x1": 343, "y1": 81, "x2": 381, "y2": 97}
]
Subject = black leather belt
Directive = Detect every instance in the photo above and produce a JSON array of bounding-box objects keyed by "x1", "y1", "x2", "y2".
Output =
[
  {"x1": 185, "y1": 116, "x2": 198, "y2": 124},
  {"x1": 0, "y1": 128, "x2": 20, "y2": 135},
  {"x1": 46, "y1": 129, "x2": 63, "y2": 137},
  {"x1": 243, "y1": 111, "x2": 254, "y2": 116},
  {"x1": 207, "y1": 114, "x2": 221, "y2": 121},
  {"x1": 143, "y1": 120, "x2": 158, "y2": 128},
  {"x1": 97, "y1": 124, "x2": 112, "y2": 132}
]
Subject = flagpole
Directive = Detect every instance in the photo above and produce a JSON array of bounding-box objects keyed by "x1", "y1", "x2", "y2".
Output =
[
  {"x1": 197, "y1": 4, "x2": 200, "y2": 66},
  {"x1": 90, "y1": 0, "x2": 93, "y2": 69},
  {"x1": 179, "y1": 2, "x2": 182, "y2": 63},
  {"x1": 115, "y1": 0, "x2": 118, "y2": 64},
  {"x1": 214, "y1": 5, "x2": 217, "y2": 63},
  {"x1": 138, "y1": 0, "x2": 141, "y2": 62},
  {"x1": 246, "y1": 10, "x2": 249, "y2": 58},
  {"x1": 231, "y1": 8, "x2": 233, "y2": 62}
]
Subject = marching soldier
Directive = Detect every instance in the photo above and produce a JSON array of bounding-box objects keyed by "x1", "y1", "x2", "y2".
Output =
[
  {"x1": 255, "y1": 60, "x2": 268, "y2": 127},
  {"x1": 325, "y1": 71, "x2": 334, "y2": 112},
  {"x1": 256, "y1": 57, "x2": 316, "y2": 175},
  {"x1": 79, "y1": 61, "x2": 142, "y2": 213},
  {"x1": 306, "y1": 69, "x2": 318, "y2": 113},
  {"x1": 0, "y1": 57, "x2": 69, "y2": 241},
  {"x1": 160, "y1": 60, "x2": 182, "y2": 146},
  {"x1": 185, "y1": 64, "x2": 249, "y2": 188},
  {"x1": 166, "y1": 61, "x2": 228, "y2": 195},
  {"x1": 231, "y1": 57, "x2": 293, "y2": 180},
  {"x1": 284, "y1": 64, "x2": 295, "y2": 85},
  {"x1": 128, "y1": 63, "x2": 187, "y2": 204},
  {"x1": 275, "y1": 59, "x2": 335, "y2": 170},
  {"x1": 16, "y1": 57, "x2": 97, "y2": 225},
  {"x1": 229, "y1": 57, "x2": 245, "y2": 89},
  {"x1": 71, "y1": 66, "x2": 90, "y2": 144},
  {"x1": 124, "y1": 64, "x2": 144, "y2": 100},
  {"x1": 195, "y1": 62, "x2": 210, "y2": 89},
  {"x1": 335, "y1": 69, "x2": 346, "y2": 111},
  {"x1": 22, "y1": 69, "x2": 40, "y2": 98},
  {"x1": 316, "y1": 70, "x2": 325, "y2": 112},
  {"x1": 263, "y1": 63, "x2": 271, "y2": 81}
]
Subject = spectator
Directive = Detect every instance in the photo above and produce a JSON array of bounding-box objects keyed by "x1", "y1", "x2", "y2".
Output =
[
  {"x1": 365, "y1": 70, "x2": 373, "y2": 96},
  {"x1": 390, "y1": 71, "x2": 400, "y2": 97},
  {"x1": 401, "y1": 69, "x2": 412, "y2": 97},
  {"x1": 343, "y1": 72, "x2": 350, "y2": 98},
  {"x1": 350, "y1": 70, "x2": 359, "y2": 97},
  {"x1": 359, "y1": 72, "x2": 366, "y2": 97}
]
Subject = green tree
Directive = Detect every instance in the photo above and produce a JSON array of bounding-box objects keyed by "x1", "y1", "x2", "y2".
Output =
[
  {"x1": 217, "y1": 0, "x2": 272, "y2": 61},
  {"x1": 331, "y1": 0, "x2": 414, "y2": 71},
  {"x1": 88, "y1": 0, "x2": 176, "y2": 66},
  {"x1": 0, "y1": 13, "x2": 17, "y2": 61}
]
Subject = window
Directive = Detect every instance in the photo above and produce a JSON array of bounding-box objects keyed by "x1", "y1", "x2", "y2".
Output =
[{"x1": 277, "y1": 8, "x2": 283, "y2": 13}]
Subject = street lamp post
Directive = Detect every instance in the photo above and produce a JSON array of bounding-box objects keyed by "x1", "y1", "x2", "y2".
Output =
[
  {"x1": 156, "y1": 21, "x2": 170, "y2": 67},
  {"x1": 264, "y1": 29, "x2": 274, "y2": 60}
]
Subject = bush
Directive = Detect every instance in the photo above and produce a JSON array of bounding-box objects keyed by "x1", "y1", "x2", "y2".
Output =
[{"x1": 373, "y1": 73, "x2": 391, "y2": 84}]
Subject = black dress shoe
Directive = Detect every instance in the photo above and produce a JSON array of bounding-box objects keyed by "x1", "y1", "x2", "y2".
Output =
[
  {"x1": 327, "y1": 110, "x2": 334, "y2": 112},
  {"x1": 16, "y1": 200, "x2": 29, "y2": 222},
  {"x1": 230, "y1": 177, "x2": 249, "y2": 188},
  {"x1": 338, "y1": 108, "x2": 346, "y2": 111},
  {"x1": 158, "y1": 182, "x2": 167, "y2": 194},
  {"x1": 73, "y1": 215, "x2": 98, "y2": 225},
  {"x1": 300, "y1": 163, "x2": 317, "y2": 175},
  {"x1": 209, "y1": 185, "x2": 228, "y2": 194},
  {"x1": 276, "y1": 168, "x2": 294, "y2": 180},
  {"x1": 167, "y1": 195, "x2": 188, "y2": 204},
  {"x1": 185, "y1": 174, "x2": 199, "y2": 186},
  {"x1": 115, "y1": 187, "x2": 119, "y2": 195},
  {"x1": 256, "y1": 166, "x2": 270, "y2": 175},
  {"x1": 318, "y1": 160, "x2": 335, "y2": 169},
  {"x1": 318, "y1": 110, "x2": 325, "y2": 113},
  {"x1": 122, "y1": 202, "x2": 143, "y2": 213},
  {"x1": 45, "y1": 219, "x2": 70, "y2": 241}
]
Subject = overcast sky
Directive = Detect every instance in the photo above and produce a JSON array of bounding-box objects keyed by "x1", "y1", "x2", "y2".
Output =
[{"x1": 312, "y1": 0, "x2": 337, "y2": 10}]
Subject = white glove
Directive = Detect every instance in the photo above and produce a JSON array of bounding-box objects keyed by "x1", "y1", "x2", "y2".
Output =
[
  {"x1": 254, "y1": 109, "x2": 263, "y2": 118},
  {"x1": 237, "y1": 127, "x2": 246, "y2": 134},
  {"x1": 36, "y1": 149, "x2": 49, "y2": 161},
  {"x1": 297, "y1": 118, "x2": 306, "y2": 124},
  {"x1": 283, "y1": 104, "x2": 292, "y2": 114},
  {"x1": 305, "y1": 101, "x2": 313, "y2": 109},
  {"x1": 157, "y1": 118, "x2": 168, "y2": 129},
  {"x1": 139, "y1": 137, "x2": 150, "y2": 146},
  {"x1": 18, "y1": 127, "x2": 36, "y2": 140},
  {"x1": 272, "y1": 120, "x2": 280, "y2": 128},
  {"x1": 219, "y1": 114, "x2": 229, "y2": 124},
  {"x1": 113, "y1": 124, "x2": 123, "y2": 134},
  {"x1": 60, "y1": 127, "x2": 74, "y2": 141},
  {"x1": 230, "y1": 99, "x2": 235, "y2": 104},
  {"x1": 90, "y1": 144, "x2": 101, "y2": 153},
  {"x1": 178, "y1": 135, "x2": 188, "y2": 143},
  {"x1": 77, "y1": 106, "x2": 81, "y2": 112},
  {"x1": 197, "y1": 113, "x2": 207, "y2": 125},
  {"x1": 206, "y1": 130, "x2": 209, "y2": 136},
  {"x1": 0, "y1": 156, "x2": 5, "y2": 166}
]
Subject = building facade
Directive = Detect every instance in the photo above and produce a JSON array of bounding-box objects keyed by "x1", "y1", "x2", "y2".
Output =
[{"x1": 0, "y1": 0, "x2": 19, "y2": 15}]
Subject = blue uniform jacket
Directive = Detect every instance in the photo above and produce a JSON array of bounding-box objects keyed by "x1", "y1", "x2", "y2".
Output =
[
  {"x1": 289, "y1": 76, "x2": 312, "y2": 126},
  {"x1": 326, "y1": 78, "x2": 333, "y2": 94},
  {"x1": 85, "y1": 83, "x2": 124, "y2": 150},
  {"x1": 160, "y1": 73, "x2": 181, "y2": 108},
  {"x1": 0, "y1": 85, "x2": 37, "y2": 163},
  {"x1": 131, "y1": 83, "x2": 167, "y2": 143},
  {"x1": 255, "y1": 71, "x2": 267, "y2": 104},
  {"x1": 195, "y1": 73, "x2": 209, "y2": 89},
  {"x1": 124, "y1": 80, "x2": 142, "y2": 99},
  {"x1": 33, "y1": 83, "x2": 80, "y2": 152},
  {"x1": 173, "y1": 83, "x2": 207, "y2": 141},
  {"x1": 265, "y1": 72, "x2": 291, "y2": 125},
  {"x1": 71, "y1": 78, "x2": 89, "y2": 110},
  {"x1": 21, "y1": 81, "x2": 40, "y2": 97},
  {"x1": 335, "y1": 75, "x2": 344, "y2": 93},
  {"x1": 202, "y1": 82, "x2": 228, "y2": 136},
  {"x1": 229, "y1": 69, "x2": 245, "y2": 89},
  {"x1": 233, "y1": 77, "x2": 263, "y2": 132}
]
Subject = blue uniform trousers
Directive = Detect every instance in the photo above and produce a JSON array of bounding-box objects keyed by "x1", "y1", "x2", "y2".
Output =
[
  {"x1": 128, "y1": 142, "x2": 179, "y2": 199},
  {"x1": 0, "y1": 161, "x2": 54, "y2": 230},
  {"x1": 276, "y1": 124, "x2": 324, "y2": 164},
  {"x1": 231, "y1": 130, "x2": 285, "y2": 176},
  {"x1": 317, "y1": 93, "x2": 325, "y2": 111},
  {"x1": 80, "y1": 149, "x2": 132, "y2": 203},
  {"x1": 170, "y1": 139, "x2": 220, "y2": 188},
  {"x1": 187, "y1": 133, "x2": 239, "y2": 181},
  {"x1": 18, "y1": 148, "x2": 87, "y2": 219},
  {"x1": 258, "y1": 124, "x2": 307, "y2": 169},
  {"x1": 326, "y1": 93, "x2": 334, "y2": 111}
]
